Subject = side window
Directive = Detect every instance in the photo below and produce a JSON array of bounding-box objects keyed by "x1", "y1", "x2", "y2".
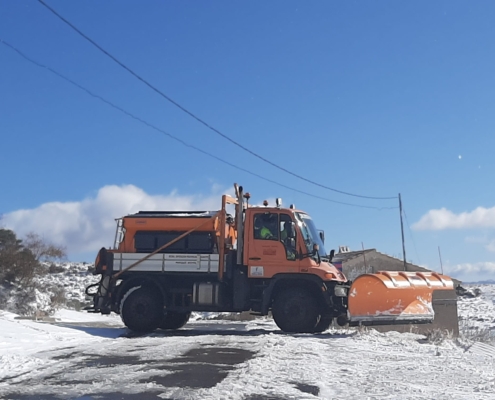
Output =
[
  {"x1": 279, "y1": 214, "x2": 291, "y2": 241},
  {"x1": 253, "y1": 213, "x2": 278, "y2": 240},
  {"x1": 280, "y1": 214, "x2": 296, "y2": 261}
]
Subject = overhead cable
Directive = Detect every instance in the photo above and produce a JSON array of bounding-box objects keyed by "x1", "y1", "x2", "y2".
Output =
[
  {"x1": 0, "y1": 38, "x2": 398, "y2": 211},
  {"x1": 37, "y1": 0, "x2": 397, "y2": 201}
]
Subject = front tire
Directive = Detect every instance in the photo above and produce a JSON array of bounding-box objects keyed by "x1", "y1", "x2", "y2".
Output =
[
  {"x1": 314, "y1": 315, "x2": 333, "y2": 333},
  {"x1": 272, "y1": 287, "x2": 319, "y2": 333},
  {"x1": 159, "y1": 311, "x2": 191, "y2": 330},
  {"x1": 120, "y1": 286, "x2": 163, "y2": 332}
]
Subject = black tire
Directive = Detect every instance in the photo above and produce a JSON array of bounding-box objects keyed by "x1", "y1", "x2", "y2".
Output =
[
  {"x1": 314, "y1": 315, "x2": 333, "y2": 333},
  {"x1": 120, "y1": 286, "x2": 163, "y2": 332},
  {"x1": 272, "y1": 287, "x2": 319, "y2": 333},
  {"x1": 159, "y1": 311, "x2": 191, "y2": 330}
]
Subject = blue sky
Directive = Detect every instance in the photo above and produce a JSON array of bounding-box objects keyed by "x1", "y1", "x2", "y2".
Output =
[{"x1": 1, "y1": 1, "x2": 494, "y2": 282}]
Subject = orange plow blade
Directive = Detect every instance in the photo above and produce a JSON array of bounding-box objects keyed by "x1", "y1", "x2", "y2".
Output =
[{"x1": 347, "y1": 271, "x2": 455, "y2": 326}]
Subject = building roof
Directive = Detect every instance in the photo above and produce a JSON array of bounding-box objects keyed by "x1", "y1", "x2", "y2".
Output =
[
  {"x1": 332, "y1": 249, "x2": 376, "y2": 262},
  {"x1": 333, "y1": 247, "x2": 462, "y2": 285},
  {"x1": 334, "y1": 247, "x2": 434, "y2": 271}
]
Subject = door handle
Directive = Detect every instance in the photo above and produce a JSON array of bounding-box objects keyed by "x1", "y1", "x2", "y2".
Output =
[{"x1": 249, "y1": 257, "x2": 261, "y2": 260}]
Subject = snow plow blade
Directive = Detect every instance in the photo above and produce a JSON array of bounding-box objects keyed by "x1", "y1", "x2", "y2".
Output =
[{"x1": 347, "y1": 271, "x2": 455, "y2": 326}]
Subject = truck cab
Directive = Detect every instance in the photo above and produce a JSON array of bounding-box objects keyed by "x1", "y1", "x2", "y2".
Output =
[{"x1": 243, "y1": 206, "x2": 346, "y2": 283}]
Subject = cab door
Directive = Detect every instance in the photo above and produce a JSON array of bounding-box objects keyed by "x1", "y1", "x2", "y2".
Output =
[{"x1": 246, "y1": 211, "x2": 298, "y2": 278}]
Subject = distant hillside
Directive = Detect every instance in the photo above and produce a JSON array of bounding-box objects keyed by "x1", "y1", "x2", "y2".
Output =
[{"x1": 465, "y1": 279, "x2": 495, "y2": 285}]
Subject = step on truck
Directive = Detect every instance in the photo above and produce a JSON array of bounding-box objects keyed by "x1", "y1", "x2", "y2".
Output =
[{"x1": 86, "y1": 184, "x2": 455, "y2": 333}]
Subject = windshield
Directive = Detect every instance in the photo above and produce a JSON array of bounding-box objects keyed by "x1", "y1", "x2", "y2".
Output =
[{"x1": 295, "y1": 212, "x2": 328, "y2": 257}]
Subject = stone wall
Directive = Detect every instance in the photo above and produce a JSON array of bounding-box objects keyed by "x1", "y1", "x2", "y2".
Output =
[{"x1": 342, "y1": 250, "x2": 430, "y2": 281}]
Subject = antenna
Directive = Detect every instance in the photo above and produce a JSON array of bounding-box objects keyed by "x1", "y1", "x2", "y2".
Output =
[
  {"x1": 399, "y1": 193, "x2": 407, "y2": 271},
  {"x1": 361, "y1": 242, "x2": 368, "y2": 273},
  {"x1": 438, "y1": 246, "x2": 444, "y2": 274}
]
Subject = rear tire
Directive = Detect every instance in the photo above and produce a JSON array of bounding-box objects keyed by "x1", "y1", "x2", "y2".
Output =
[
  {"x1": 120, "y1": 286, "x2": 163, "y2": 332},
  {"x1": 159, "y1": 311, "x2": 191, "y2": 330},
  {"x1": 314, "y1": 315, "x2": 333, "y2": 333},
  {"x1": 272, "y1": 287, "x2": 319, "y2": 333}
]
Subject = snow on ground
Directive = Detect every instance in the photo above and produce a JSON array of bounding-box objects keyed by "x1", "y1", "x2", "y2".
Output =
[
  {"x1": 36, "y1": 263, "x2": 101, "y2": 309},
  {"x1": 457, "y1": 284, "x2": 495, "y2": 334},
  {"x1": 0, "y1": 273, "x2": 494, "y2": 399}
]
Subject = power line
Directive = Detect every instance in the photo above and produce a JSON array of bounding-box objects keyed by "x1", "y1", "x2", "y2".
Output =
[
  {"x1": 37, "y1": 0, "x2": 397, "y2": 201},
  {"x1": 0, "y1": 38, "x2": 398, "y2": 211}
]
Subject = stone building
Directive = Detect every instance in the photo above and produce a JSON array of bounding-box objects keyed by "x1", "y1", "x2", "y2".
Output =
[{"x1": 332, "y1": 246, "x2": 434, "y2": 281}]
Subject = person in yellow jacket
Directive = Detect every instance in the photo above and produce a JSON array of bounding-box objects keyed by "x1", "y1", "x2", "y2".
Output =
[
  {"x1": 280, "y1": 221, "x2": 290, "y2": 242},
  {"x1": 254, "y1": 215, "x2": 276, "y2": 239},
  {"x1": 280, "y1": 221, "x2": 296, "y2": 260},
  {"x1": 260, "y1": 226, "x2": 274, "y2": 239}
]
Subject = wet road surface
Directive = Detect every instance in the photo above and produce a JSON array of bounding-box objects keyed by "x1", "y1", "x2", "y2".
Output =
[{"x1": 1, "y1": 321, "x2": 320, "y2": 399}]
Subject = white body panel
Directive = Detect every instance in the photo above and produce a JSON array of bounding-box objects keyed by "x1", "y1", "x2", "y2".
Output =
[{"x1": 113, "y1": 253, "x2": 220, "y2": 273}]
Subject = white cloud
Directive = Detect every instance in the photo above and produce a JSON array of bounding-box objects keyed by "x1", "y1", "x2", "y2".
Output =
[
  {"x1": 485, "y1": 240, "x2": 495, "y2": 253},
  {"x1": 465, "y1": 236, "x2": 495, "y2": 253},
  {"x1": 2, "y1": 184, "x2": 224, "y2": 256},
  {"x1": 443, "y1": 261, "x2": 495, "y2": 282},
  {"x1": 412, "y1": 206, "x2": 495, "y2": 230}
]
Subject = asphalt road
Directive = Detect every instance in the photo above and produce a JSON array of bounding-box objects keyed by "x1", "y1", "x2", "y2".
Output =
[{"x1": 1, "y1": 321, "x2": 319, "y2": 400}]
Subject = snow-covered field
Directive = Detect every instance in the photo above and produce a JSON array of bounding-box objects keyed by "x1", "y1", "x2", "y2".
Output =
[{"x1": 0, "y1": 265, "x2": 494, "y2": 400}]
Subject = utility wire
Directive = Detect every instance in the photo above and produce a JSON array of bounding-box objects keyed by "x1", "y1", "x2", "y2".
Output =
[
  {"x1": 0, "y1": 38, "x2": 398, "y2": 211},
  {"x1": 37, "y1": 0, "x2": 397, "y2": 201}
]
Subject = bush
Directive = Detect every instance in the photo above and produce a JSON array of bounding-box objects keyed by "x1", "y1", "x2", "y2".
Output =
[
  {"x1": 0, "y1": 229, "x2": 38, "y2": 285},
  {"x1": 50, "y1": 286, "x2": 67, "y2": 309},
  {"x1": 424, "y1": 329, "x2": 455, "y2": 345},
  {"x1": 48, "y1": 264, "x2": 66, "y2": 274},
  {"x1": 23, "y1": 232, "x2": 66, "y2": 263},
  {"x1": 459, "y1": 319, "x2": 494, "y2": 343},
  {"x1": 0, "y1": 229, "x2": 66, "y2": 315}
]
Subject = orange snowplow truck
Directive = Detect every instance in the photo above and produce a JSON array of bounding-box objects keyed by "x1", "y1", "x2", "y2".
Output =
[{"x1": 87, "y1": 184, "x2": 455, "y2": 333}]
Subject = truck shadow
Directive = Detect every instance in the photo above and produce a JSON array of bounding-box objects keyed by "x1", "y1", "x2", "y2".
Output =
[
  {"x1": 48, "y1": 322, "x2": 127, "y2": 339},
  {"x1": 153, "y1": 326, "x2": 356, "y2": 340},
  {"x1": 47, "y1": 321, "x2": 356, "y2": 340}
]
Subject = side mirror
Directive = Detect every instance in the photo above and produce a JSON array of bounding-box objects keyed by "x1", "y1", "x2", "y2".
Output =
[
  {"x1": 312, "y1": 243, "x2": 319, "y2": 255},
  {"x1": 329, "y1": 249, "x2": 335, "y2": 263},
  {"x1": 319, "y1": 230, "x2": 325, "y2": 244},
  {"x1": 312, "y1": 244, "x2": 321, "y2": 265},
  {"x1": 288, "y1": 222, "x2": 296, "y2": 238}
]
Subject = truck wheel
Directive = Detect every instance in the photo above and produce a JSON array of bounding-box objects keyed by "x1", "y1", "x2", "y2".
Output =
[
  {"x1": 120, "y1": 286, "x2": 163, "y2": 332},
  {"x1": 159, "y1": 311, "x2": 191, "y2": 330},
  {"x1": 314, "y1": 315, "x2": 333, "y2": 333},
  {"x1": 272, "y1": 287, "x2": 319, "y2": 333}
]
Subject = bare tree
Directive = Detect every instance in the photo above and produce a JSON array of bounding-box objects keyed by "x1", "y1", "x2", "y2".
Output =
[
  {"x1": 0, "y1": 229, "x2": 68, "y2": 315},
  {"x1": 0, "y1": 230, "x2": 66, "y2": 285},
  {"x1": 23, "y1": 232, "x2": 66, "y2": 263}
]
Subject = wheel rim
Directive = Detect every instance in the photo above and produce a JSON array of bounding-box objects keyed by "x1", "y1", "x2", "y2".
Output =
[{"x1": 122, "y1": 288, "x2": 162, "y2": 332}]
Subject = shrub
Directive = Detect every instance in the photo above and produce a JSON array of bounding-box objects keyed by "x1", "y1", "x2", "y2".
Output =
[
  {"x1": 50, "y1": 286, "x2": 67, "y2": 309},
  {"x1": 23, "y1": 232, "x2": 66, "y2": 263},
  {"x1": 424, "y1": 328, "x2": 454, "y2": 345},
  {"x1": 458, "y1": 319, "x2": 494, "y2": 343},
  {"x1": 0, "y1": 229, "x2": 38, "y2": 285},
  {"x1": 48, "y1": 264, "x2": 66, "y2": 274},
  {"x1": 0, "y1": 229, "x2": 66, "y2": 315}
]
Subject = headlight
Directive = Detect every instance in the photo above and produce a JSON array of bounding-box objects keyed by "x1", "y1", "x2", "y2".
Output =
[{"x1": 334, "y1": 286, "x2": 347, "y2": 297}]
